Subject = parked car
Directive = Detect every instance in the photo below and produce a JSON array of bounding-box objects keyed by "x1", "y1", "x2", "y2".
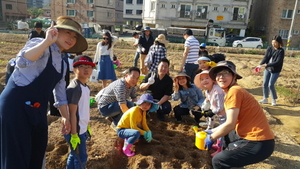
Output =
[
  {"x1": 226, "y1": 35, "x2": 245, "y2": 43},
  {"x1": 232, "y1": 37, "x2": 263, "y2": 49}
]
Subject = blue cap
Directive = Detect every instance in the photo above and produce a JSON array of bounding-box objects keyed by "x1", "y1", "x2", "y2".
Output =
[{"x1": 200, "y1": 43, "x2": 207, "y2": 48}]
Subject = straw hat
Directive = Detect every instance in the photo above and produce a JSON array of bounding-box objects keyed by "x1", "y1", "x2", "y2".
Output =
[
  {"x1": 54, "y1": 18, "x2": 88, "y2": 53},
  {"x1": 155, "y1": 34, "x2": 169, "y2": 45}
]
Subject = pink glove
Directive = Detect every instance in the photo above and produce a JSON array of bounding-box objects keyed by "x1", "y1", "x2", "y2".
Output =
[{"x1": 254, "y1": 66, "x2": 261, "y2": 74}]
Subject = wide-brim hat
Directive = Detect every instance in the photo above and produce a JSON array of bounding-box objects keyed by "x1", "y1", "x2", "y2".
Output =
[
  {"x1": 136, "y1": 94, "x2": 159, "y2": 112},
  {"x1": 194, "y1": 70, "x2": 209, "y2": 89},
  {"x1": 209, "y1": 60, "x2": 243, "y2": 80},
  {"x1": 174, "y1": 72, "x2": 191, "y2": 82},
  {"x1": 73, "y1": 55, "x2": 96, "y2": 67},
  {"x1": 54, "y1": 18, "x2": 88, "y2": 53},
  {"x1": 155, "y1": 34, "x2": 169, "y2": 45}
]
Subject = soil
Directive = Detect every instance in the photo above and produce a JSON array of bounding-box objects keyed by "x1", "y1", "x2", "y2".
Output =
[{"x1": 0, "y1": 33, "x2": 300, "y2": 169}]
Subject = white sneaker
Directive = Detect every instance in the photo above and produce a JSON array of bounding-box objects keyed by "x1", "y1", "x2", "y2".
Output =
[
  {"x1": 259, "y1": 98, "x2": 268, "y2": 104},
  {"x1": 271, "y1": 100, "x2": 276, "y2": 106}
]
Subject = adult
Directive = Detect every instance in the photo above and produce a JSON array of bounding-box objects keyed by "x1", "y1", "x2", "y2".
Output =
[
  {"x1": 132, "y1": 32, "x2": 140, "y2": 67},
  {"x1": 0, "y1": 16, "x2": 87, "y2": 169},
  {"x1": 180, "y1": 28, "x2": 200, "y2": 82},
  {"x1": 94, "y1": 31, "x2": 118, "y2": 88},
  {"x1": 96, "y1": 67, "x2": 139, "y2": 127},
  {"x1": 138, "y1": 26, "x2": 154, "y2": 75},
  {"x1": 257, "y1": 35, "x2": 284, "y2": 106},
  {"x1": 28, "y1": 21, "x2": 45, "y2": 40},
  {"x1": 146, "y1": 34, "x2": 169, "y2": 72},
  {"x1": 199, "y1": 43, "x2": 209, "y2": 57},
  {"x1": 205, "y1": 61, "x2": 275, "y2": 169},
  {"x1": 140, "y1": 58, "x2": 173, "y2": 121}
]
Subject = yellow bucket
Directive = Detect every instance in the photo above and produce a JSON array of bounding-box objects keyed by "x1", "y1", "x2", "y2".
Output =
[
  {"x1": 137, "y1": 74, "x2": 146, "y2": 84},
  {"x1": 195, "y1": 131, "x2": 207, "y2": 150}
]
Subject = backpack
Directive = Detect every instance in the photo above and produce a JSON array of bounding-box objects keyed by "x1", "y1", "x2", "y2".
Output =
[{"x1": 208, "y1": 53, "x2": 226, "y2": 63}]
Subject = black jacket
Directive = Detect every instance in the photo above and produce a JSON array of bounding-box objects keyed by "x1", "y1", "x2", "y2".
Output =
[
  {"x1": 138, "y1": 31, "x2": 154, "y2": 55},
  {"x1": 260, "y1": 46, "x2": 285, "y2": 73},
  {"x1": 28, "y1": 30, "x2": 45, "y2": 40}
]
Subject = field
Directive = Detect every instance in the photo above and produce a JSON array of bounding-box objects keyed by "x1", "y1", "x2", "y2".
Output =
[{"x1": 0, "y1": 33, "x2": 300, "y2": 169}]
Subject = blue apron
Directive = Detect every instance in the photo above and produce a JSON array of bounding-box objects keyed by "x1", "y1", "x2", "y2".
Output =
[{"x1": 0, "y1": 48, "x2": 64, "y2": 169}]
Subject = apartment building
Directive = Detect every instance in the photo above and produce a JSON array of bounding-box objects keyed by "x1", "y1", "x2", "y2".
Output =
[
  {"x1": 1, "y1": 0, "x2": 28, "y2": 22},
  {"x1": 124, "y1": 0, "x2": 143, "y2": 28},
  {"x1": 143, "y1": 0, "x2": 252, "y2": 37},
  {"x1": 251, "y1": 0, "x2": 300, "y2": 48},
  {"x1": 51, "y1": 0, "x2": 123, "y2": 32},
  {"x1": 27, "y1": 0, "x2": 44, "y2": 8}
]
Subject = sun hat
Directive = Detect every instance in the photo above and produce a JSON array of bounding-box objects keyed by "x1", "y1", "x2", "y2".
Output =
[
  {"x1": 200, "y1": 43, "x2": 207, "y2": 49},
  {"x1": 197, "y1": 56, "x2": 211, "y2": 61},
  {"x1": 136, "y1": 94, "x2": 159, "y2": 112},
  {"x1": 54, "y1": 17, "x2": 88, "y2": 53},
  {"x1": 209, "y1": 60, "x2": 242, "y2": 80},
  {"x1": 144, "y1": 26, "x2": 151, "y2": 31},
  {"x1": 174, "y1": 72, "x2": 191, "y2": 82},
  {"x1": 194, "y1": 70, "x2": 209, "y2": 89},
  {"x1": 155, "y1": 34, "x2": 169, "y2": 45},
  {"x1": 73, "y1": 55, "x2": 96, "y2": 68}
]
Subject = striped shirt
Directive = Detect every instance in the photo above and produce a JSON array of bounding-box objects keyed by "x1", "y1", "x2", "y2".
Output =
[
  {"x1": 185, "y1": 35, "x2": 200, "y2": 63},
  {"x1": 97, "y1": 78, "x2": 137, "y2": 108}
]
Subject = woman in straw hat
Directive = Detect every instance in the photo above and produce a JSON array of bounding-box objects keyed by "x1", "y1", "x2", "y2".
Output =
[
  {"x1": 204, "y1": 60, "x2": 275, "y2": 169},
  {"x1": 145, "y1": 34, "x2": 169, "y2": 73},
  {"x1": 0, "y1": 16, "x2": 88, "y2": 168}
]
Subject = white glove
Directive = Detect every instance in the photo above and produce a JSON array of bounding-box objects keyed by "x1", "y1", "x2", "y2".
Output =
[
  {"x1": 148, "y1": 72, "x2": 156, "y2": 85},
  {"x1": 142, "y1": 48, "x2": 146, "y2": 52}
]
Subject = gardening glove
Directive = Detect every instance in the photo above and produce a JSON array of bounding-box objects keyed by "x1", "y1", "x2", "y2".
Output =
[
  {"x1": 148, "y1": 72, "x2": 156, "y2": 85},
  {"x1": 87, "y1": 125, "x2": 92, "y2": 139},
  {"x1": 203, "y1": 109, "x2": 215, "y2": 117},
  {"x1": 204, "y1": 134, "x2": 214, "y2": 150},
  {"x1": 144, "y1": 131, "x2": 153, "y2": 143},
  {"x1": 204, "y1": 130, "x2": 213, "y2": 134},
  {"x1": 206, "y1": 61, "x2": 217, "y2": 67},
  {"x1": 70, "y1": 134, "x2": 81, "y2": 150},
  {"x1": 254, "y1": 66, "x2": 261, "y2": 74}
]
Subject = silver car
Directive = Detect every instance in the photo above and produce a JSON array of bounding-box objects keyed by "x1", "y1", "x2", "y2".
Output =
[{"x1": 232, "y1": 37, "x2": 263, "y2": 49}]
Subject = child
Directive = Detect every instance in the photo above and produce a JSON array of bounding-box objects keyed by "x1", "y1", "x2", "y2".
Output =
[
  {"x1": 172, "y1": 72, "x2": 205, "y2": 123},
  {"x1": 194, "y1": 70, "x2": 226, "y2": 157},
  {"x1": 0, "y1": 16, "x2": 87, "y2": 168},
  {"x1": 116, "y1": 94, "x2": 159, "y2": 157},
  {"x1": 64, "y1": 55, "x2": 95, "y2": 168},
  {"x1": 113, "y1": 55, "x2": 121, "y2": 68}
]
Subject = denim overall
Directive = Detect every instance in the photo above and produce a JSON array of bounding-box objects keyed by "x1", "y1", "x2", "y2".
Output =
[{"x1": 0, "y1": 48, "x2": 63, "y2": 169}]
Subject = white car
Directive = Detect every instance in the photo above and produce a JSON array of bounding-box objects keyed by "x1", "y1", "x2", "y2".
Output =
[{"x1": 232, "y1": 37, "x2": 263, "y2": 49}]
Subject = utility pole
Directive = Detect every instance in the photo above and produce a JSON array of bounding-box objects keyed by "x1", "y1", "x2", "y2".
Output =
[{"x1": 286, "y1": 0, "x2": 298, "y2": 50}]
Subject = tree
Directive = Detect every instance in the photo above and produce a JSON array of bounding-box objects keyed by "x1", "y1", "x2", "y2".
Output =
[{"x1": 27, "y1": 7, "x2": 44, "y2": 18}]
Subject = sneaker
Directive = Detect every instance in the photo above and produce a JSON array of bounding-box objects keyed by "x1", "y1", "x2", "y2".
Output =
[
  {"x1": 271, "y1": 99, "x2": 276, "y2": 106},
  {"x1": 259, "y1": 98, "x2": 268, "y2": 104},
  {"x1": 105, "y1": 117, "x2": 113, "y2": 123},
  {"x1": 110, "y1": 123, "x2": 117, "y2": 131}
]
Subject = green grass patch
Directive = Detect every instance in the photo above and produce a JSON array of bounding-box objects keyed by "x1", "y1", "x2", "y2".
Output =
[{"x1": 275, "y1": 86, "x2": 298, "y2": 103}]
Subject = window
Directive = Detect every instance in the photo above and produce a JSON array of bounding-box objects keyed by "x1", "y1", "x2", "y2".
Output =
[
  {"x1": 171, "y1": 4, "x2": 176, "y2": 9},
  {"x1": 126, "y1": 9, "x2": 133, "y2": 14},
  {"x1": 179, "y1": 4, "x2": 191, "y2": 18},
  {"x1": 137, "y1": 0, "x2": 143, "y2": 4},
  {"x1": 6, "y1": 4, "x2": 12, "y2": 10},
  {"x1": 233, "y1": 7, "x2": 245, "y2": 21},
  {"x1": 298, "y1": 10, "x2": 300, "y2": 14},
  {"x1": 213, "y1": 7, "x2": 218, "y2": 11},
  {"x1": 108, "y1": 0, "x2": 113, "y2": 5},
  {"x1": 224, "y1": 7, "x2": 228, "y2": 12},
  {"x1": 136, "y1": 10, "x2": 142, "y2": 15},
  {"x1": 293, "y1": 30, "x2": 299, "y2": 35},
  {"x1": 282, "y1": 9, "x2": 293, "y2": 19},
  {"x1": 126, "y1": 0, "x2": 133, "y2": 4},
  {"x1": 107, "y1": 12, "x2": 112, "y2": 17},
  {"x1": 67, "y1": 10, "x2": 76, "y2": 16},
  {"x1": 279, "y1": 30, "x2": 289, "y2": 39},
  {"x1": 87, "y1": 10, "x2": 94, "y2": 17},
  {"x1": 161, "y1": 4, "x2": 166, "y2": 8},
  {"x1": 87, "y1": 0, "x2": 93, "y2": 3},
  {"x1": 196, "y1": 5, "x2": 208, "y2": 19},
  {"x1": 151, "y1": 2, "x2": 156, "y2": 11},
  {"x1": 67, "y1": 0, "x2": 76, "y2": 3}
]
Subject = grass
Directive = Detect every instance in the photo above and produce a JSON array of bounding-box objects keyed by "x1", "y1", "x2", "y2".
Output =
[{"x1": 275, "y1": 86, "x2": 299, "y2": 103}]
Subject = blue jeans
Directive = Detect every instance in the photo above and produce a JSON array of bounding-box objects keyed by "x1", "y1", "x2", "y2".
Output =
[
  {"x1": 212, "y1": 139, "x2": 275, "y2": 169},
  {"x1": 117, "y1": 128, "x2": 142, "y2": 144},
  {"x1": 184, "y1": 63, "x2": 199, "y2": 82},
  {"x1": 99, "y1": 101, "x2": 134, "y2": 125},
  {"x1": 64, "y1": 132, "x2": 88, "y2": 169},
  {"x1": 134, "y1": 51, "x2": 140, "y2": 67},
  {"x1": 262, "y1": 70, "x2": 280, "y2": 100}
]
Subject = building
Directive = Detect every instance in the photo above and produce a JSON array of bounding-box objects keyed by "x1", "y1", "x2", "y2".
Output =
[
  {"x1": 27, "y1": 0, "x2": 44, "y2": 8},
  {"x1": 51, "y1": 0, "x2": 123, "y2": 33},
  {"x1": 123, "y1": 0, "x2": 143, "y2": 29},
  {"x1": 251, "y1": 0, "x2": 300, "y2": 48},
  {"x1": 143, "y1": 0, "x2": 252, "y2": 37},
  {"x1": 1, "y1": 0, "x2": 28, "y2": 22}
]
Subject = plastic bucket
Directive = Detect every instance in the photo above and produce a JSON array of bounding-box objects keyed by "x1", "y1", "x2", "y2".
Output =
[
  {"x1": 138, "y1": 74, "x2": 146, "y2": 84},
  {"x1": 195, "y1": 131, "x2": 207, "y2": 150}
]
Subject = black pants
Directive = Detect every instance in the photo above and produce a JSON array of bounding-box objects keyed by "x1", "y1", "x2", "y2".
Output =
[
  {"x1": 48, "y1": 93, "x2": 61, "y2": 116},
  {"x1": 173, "y1": 105, "x2": 203, "y2": 123},
  {"x1": 156, "y1": 101, "x2": 172, "y2": 121}
]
